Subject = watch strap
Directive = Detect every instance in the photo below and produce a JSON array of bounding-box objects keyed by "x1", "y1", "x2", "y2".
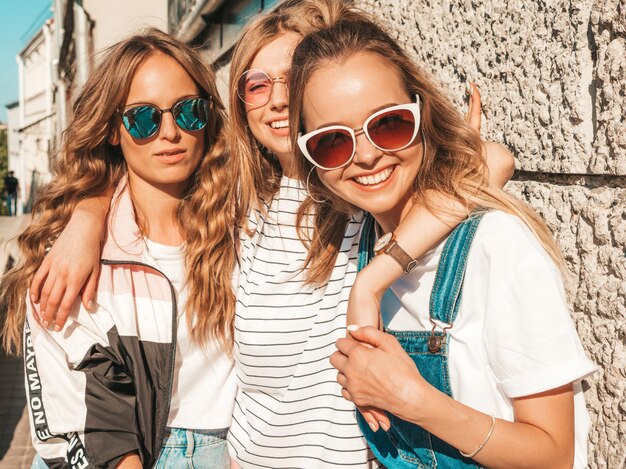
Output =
[{"x1": 381, "y1": 239, "x2": 418, "y2": 274}]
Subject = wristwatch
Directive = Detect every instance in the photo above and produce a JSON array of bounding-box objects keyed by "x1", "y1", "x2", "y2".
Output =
[{"x1": 373, "y1": 232, "x2": 418, "y2": 274}]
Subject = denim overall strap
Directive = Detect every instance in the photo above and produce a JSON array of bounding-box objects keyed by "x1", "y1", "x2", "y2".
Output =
[
  {"x1": 429, "y1": 214, "x2": 483, "y2": 325},
  {"x1": 424, "y1": 214, "x2": 483, "y2": 354},
  {"x1": 358, "y1": 213, "x2": 376, "y2": 271},
  {"x1": 355, "y1": 213, "x2": 484, "y2": 469}
]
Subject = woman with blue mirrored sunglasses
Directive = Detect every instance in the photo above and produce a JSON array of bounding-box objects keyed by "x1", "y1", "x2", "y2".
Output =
[
  {"x1": 1, "y1": 29, "x2": 237, "y2": 469},
  {"x1": 118, "y1": 96, "x2": 211, "y2": 139}
]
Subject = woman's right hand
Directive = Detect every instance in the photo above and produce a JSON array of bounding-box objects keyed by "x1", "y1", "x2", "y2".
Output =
[
  {"x1": 345, "y1": 274, "x2": 391, "y2": 432},
  {"x1": 331, "y1": 326, "x2": 429, "y2": 421},
  {"x1": 30, "y1": 205, "x2": 106, "y2": 330}
]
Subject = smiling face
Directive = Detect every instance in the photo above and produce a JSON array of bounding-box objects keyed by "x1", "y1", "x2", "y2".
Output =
[
  {"x1": 244, "y1": 31, "x2": 301, "y2": 175},
  {"x1": 112, "y1": 52, "x2": 206, "y2": 197},
  {"x1": 301, "y1": 52, "x2": 423, "y2": 230}
]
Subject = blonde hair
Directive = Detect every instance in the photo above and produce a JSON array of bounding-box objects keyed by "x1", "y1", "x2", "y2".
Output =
[
  {"x1": 289, "y1": 16, "x2": 565, "y2": 283},
  {"x1": 227, "y1": 0, "x2": 365, "y2": 230},
  {"x1": 1, "y1": 29, "x2": 236, "y2": 354}
]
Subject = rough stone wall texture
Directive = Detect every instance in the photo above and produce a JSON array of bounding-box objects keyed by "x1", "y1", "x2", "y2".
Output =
[
  {"x1": 507, "y1": 181, "x2": 626, "y2": 468},
  {"x1": 355, "y1": 0, "x2": 625, "y2": 467}
]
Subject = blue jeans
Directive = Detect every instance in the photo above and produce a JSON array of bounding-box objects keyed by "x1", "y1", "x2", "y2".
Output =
[
  {"x1": 155, "y1": 427, "x2": 230, "y2": 469},
  {"x1": 31, "y1": 428, "x2": 230, "y2": 469},
  {"x1": 5, "y1": 193, "x2": 17, "y2": 216},
  {"x1": 30, "y1": 455, "x2": 47, "y2": 469}
]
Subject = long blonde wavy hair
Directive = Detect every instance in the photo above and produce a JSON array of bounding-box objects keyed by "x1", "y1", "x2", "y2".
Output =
[
  {"x1": 289, "y1": 16, "x2": 565, "y2": 283},
  {"x1": 228, "y1": 0, "x2": 365, "y2": 229},
  {"x1": 1, "y1": 29, "x2": 236, "y2": 354}
]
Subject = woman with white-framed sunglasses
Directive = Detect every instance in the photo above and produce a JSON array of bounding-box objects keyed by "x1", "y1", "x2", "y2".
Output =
[
  {"x1": 298, "y1": 98, "x2": 422, "y2": 170},
  {"x1": 291, "y1": 11, "x2": 596, "y2": 469}
]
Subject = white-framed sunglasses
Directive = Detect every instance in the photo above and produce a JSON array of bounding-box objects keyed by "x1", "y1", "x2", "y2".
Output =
[{"x1": 297, "y1": 96, "x2": 421, "y2": 170}]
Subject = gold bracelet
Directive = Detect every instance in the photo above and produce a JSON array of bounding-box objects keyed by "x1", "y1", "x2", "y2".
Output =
[{"x1": 459, "y1": 414, "x2": 496, "y2": 459}]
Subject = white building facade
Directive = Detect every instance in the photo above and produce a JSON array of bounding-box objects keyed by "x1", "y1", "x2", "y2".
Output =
[
  {"x1": 6, "y1": 102, "x2": 20, "y2": 182},
  {"x1": 16, "y1": 22, "x2": 55, "y2": 213},
  {"x1": 10, "y1": 0, "x2": 169, "y2": 211}
]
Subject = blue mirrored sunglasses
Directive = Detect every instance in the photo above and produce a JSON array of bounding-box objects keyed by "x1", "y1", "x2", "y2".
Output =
[{"x1": 117, "y1": 96, "x2": 211, "y2": 140}]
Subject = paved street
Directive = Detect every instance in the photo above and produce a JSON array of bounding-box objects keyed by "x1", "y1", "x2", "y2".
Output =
[
  {"x1": 0, "y1": 215, "x2": 36, "y2": 468},
  {"x1": 0, "y1": 349, "x2": 35, "y2": 468}
]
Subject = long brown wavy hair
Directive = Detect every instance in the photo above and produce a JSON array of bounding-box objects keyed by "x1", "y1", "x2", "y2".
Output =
[
  {"x1": 228, "y1": 0, "x2": 365, "y2": 230},
  {"x1": 289, "y1": 16, "x2": 565, "y2": 284},
  {"x1": 1, "y1": 29, "x2": 236, "y2": 354}
]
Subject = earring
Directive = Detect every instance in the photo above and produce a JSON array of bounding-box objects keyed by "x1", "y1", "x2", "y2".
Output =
[{"x1": 306, "y1": 167, "x2": 327, "y2": 204}]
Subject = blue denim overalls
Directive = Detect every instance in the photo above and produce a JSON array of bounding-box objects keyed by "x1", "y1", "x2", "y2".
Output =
[{"x1": 356, "y1": 213, "x2": 484, "y2": 469}]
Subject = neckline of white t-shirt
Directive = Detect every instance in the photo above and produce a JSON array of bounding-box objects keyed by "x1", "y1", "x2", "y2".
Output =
[{"x1": 144, "y1": 237, "x2": 184, "y2": 260}]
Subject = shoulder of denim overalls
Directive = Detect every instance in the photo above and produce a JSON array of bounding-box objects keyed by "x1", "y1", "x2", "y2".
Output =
[
  {"x1": 357, "y1": 211, "x2": 486, "y2": 326},
  {"x1": 429, "y1": 214, "x2": 485, "y2": 325},
  {"x1": 355, "y1": 214, "x2": 486, "y2": 469}
]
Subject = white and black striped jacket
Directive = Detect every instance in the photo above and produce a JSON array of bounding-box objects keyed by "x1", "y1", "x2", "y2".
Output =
[{"x1": 24, "y1": 181, "x2": 178, "y2": 468}]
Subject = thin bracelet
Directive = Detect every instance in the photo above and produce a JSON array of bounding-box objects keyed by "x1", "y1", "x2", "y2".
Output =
[
  {"x1": 44, "y1": 233, "x2": 60, "y2": 254},
  {"x1": 459, "y1": 414, "x2": 496, "y2": 459}
]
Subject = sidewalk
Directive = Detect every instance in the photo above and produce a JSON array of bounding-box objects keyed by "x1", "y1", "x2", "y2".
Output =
[
  {"x1": 0, "y1": 215, "x2": 36, "y2": 468},
  {"x1": 0, "y1": 350, "x2": 35, "y2": 468}
]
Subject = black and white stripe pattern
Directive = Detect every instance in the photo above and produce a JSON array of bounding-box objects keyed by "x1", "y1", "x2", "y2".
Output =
[{"x1": 229, "y1": 177, "x2": 379, "y2": 468}]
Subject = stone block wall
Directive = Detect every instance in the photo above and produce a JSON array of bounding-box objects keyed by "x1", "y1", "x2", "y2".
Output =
[{"x1": 355, "y1": 0, "x2": 625, "y2": 467}]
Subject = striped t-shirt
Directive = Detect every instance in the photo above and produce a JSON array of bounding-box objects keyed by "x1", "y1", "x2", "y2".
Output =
[{"x1": 229, "y1": 176, "x2": 380, "y2": 468}]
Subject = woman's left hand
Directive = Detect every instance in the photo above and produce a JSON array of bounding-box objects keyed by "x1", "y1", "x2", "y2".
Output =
[{"x1": 330, "y1": 325, "x2": 429, "y2": 421}]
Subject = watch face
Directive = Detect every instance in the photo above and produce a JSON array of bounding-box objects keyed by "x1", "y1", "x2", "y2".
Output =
[{"x1": 374, "y1": 232, "x2": 394, "y2": 252}]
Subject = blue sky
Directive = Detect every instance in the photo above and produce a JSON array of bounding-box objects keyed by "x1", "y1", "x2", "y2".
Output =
[{"x1": 0, "y1": 0, "x2": 52, "y2": 123}]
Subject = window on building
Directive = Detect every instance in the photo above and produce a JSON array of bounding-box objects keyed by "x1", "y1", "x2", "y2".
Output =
[{"x1": 171, "y1": 0, "x2": 282, "y2": 61}]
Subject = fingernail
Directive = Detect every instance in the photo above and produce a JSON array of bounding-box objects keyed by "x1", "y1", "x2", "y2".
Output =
[
  {"x1": 347, "y1": 325, "x2": 360, "y2": 332},
  {"x1": 41, "y1": 320, "x2": 49, "y2": 328},
  {"x1": 87, "y1": 300, "x2": 93, "y2": 310},
  {"x1": 465, "y1": 80, "x2": 474, "y2": 96},
  {"x1": 30, "y1": 294, "x2": 37, "y2": 303},
  {"x1": 380, "y1": 421, "x2": 390, "y2": 432},
  {"x1": 368, "y1": 422, "x2": 378, "y2": 432},
  {"x1": 54, "y1": 324, "x2": 61, "y2": 332}
]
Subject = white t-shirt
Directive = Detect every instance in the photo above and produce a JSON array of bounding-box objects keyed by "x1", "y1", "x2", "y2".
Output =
[
  {"x1": 144, "y1": 238, "x2": 237, "y2": 430},
  {"x1": 229, "y1": 177, "x2": 379, "y2": 468},
  {"x1": 381, "y1": 211, "x2": 597, "y2": 468}
]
